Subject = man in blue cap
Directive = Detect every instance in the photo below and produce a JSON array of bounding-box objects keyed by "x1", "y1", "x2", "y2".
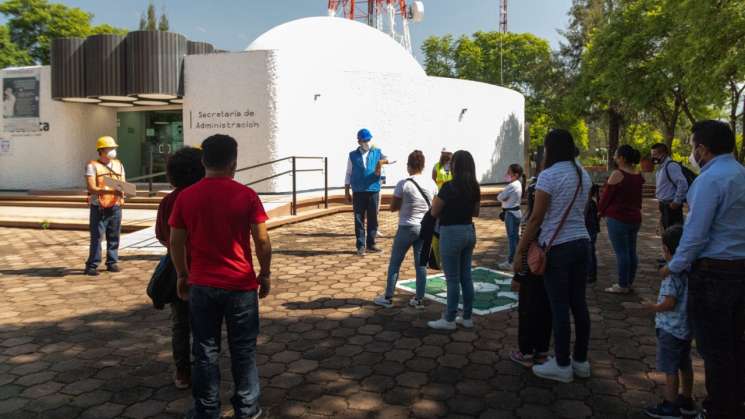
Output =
[{"x1": 345, "y1": 128, "x2": 389, "y2": 256}]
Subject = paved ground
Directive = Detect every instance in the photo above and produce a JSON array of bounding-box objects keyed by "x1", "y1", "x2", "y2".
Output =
[{"x1": 0, "y1": 200, "x2": 706, "y2": 418}]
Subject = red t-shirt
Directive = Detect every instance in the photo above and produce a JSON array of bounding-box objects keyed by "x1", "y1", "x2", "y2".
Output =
[{"x1": 168, "y1": 177, "x2": 268, "y2": 291}]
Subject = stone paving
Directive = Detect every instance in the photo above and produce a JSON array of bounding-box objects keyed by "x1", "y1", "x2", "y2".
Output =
[{"x1": 0, "y1": 200, "x2": 706, "y2": 418}]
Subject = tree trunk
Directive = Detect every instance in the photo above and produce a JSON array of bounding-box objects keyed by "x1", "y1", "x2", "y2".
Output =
[
  {"x1": 608, "y1": 108, "x2": 621, "y2": 170},
  {"x1": 741, "y1": 95, "x2": 745, "y2": 162}
]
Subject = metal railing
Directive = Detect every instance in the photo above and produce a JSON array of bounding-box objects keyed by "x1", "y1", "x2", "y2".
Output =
[
  {"x1": 238, "y1": 156, "x2": 328, "y2": 216},
  {"x1": 127, "y1": 156, "x2": 329, "y2": 215}
]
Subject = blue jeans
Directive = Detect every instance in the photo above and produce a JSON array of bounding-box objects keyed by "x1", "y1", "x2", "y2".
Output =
[
  {"x1": 189, "y1": 286, "x2": 260, "y2": 419},
  {"x1": 504, "y1": 212, "x2": 520, "y2": 263},
  {"x1": 606, "y1": 218, "x2": 640, "y2": 288},
  {"x1": 353, "y1": 191, "x2": 379, "y2": 250},
  {"x1": 85, "y1": 205, "x2": 121, "y2": 269},
  {"x1": 543, "y1": 239, "x2": 591, "y2": 367},
  {"x1": 384, "y1": 225, "x2": 426, "y2": 299},
  {"x1": 440, "y1": 224, "x2": 476, "y2": 322}
]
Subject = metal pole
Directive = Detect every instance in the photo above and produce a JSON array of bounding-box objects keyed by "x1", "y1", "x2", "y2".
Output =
[
  {"x1": 148, "y1": 145, "x2": 154, "y2": 197},
  {"x1": 291, "y1": 157, "x2": 297, "y2": 216},
  {"x1": 324, "y1": 157, "x2": 329, "y2": 209}
]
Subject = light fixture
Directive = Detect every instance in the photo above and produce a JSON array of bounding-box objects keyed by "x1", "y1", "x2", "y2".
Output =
[
  {"x1": 170, "y1": 98, "x2": 183, "y2": 104},
  {"x1": 134, "y1": 100, "x2": 169, "y2": 106},
  {"x1": 98, "y1": 102, "x2": 134, "y2": 108},
  {"x1": 98, "y1": 95, "x2": 136, "y2": 102},
  {"x1": 62, "y1": 97, "x2": 101, "y2": 103},
  {"x1": 137, "y1": 93, "x2": 177, "y2": 100}
]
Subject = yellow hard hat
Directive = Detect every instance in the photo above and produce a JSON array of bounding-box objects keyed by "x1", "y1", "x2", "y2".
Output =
[{"x1": 96, "y1": 136, "x2": 118, "y2": 149}]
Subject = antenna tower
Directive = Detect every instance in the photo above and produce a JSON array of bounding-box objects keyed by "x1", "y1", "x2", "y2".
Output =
[
  {"x1": 328, "y1": 1, "x2": 424, "y2": 54},
  {"x1": 499, "y1": 0, "x2": 508, "y2": 85}
]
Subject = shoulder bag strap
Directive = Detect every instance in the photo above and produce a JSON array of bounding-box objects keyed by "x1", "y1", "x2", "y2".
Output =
[
  {"x1": 407, "y1": 178, "x2": 431, "y2": 209},
  {"x1": 545, "y1": 174, "x2": 582, "y2": 250}
]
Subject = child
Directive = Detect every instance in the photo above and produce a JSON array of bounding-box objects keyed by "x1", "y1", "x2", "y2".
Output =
[
  {"x1": 497, "y1": 164, "x2": 524, "y2": 271},
  {"x1": 509, "y1": 177, "x2": 553, "y2": 367},
  {"x1": 585, "y1": 184, "x2": 600, "y2": 284},
  {"x1": 643, "y1": 225, "x2": 697, "y2": 418}
]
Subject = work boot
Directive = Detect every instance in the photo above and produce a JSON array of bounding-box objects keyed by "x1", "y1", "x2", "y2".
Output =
[
  {"x1": 84, "y1": 267, "x2": 99, "y2": 276},
  {"x1": 107, "y1": 264, "x2": 120, "y2": 273}
]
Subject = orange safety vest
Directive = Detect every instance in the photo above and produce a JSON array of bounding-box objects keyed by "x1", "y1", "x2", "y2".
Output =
[{"x1": 88, "y1": 159, "x2": 125, "y2": 208}]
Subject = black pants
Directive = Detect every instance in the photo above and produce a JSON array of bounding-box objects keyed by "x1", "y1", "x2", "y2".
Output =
[
  {"x1": 688, "y1": 264, "x2": 745, "y2": 419},
  {"x1": 543, "y1": 239, "x2": 591, "y2": 367},
  {"x1": 170, "y1": 299, "x2": 191, "y2": 371},
  {"x1": 516, "y1": 273, "x2": 553, "y2": 356},
  {"x1": 659, "y1": 202, "x2": 684, "y2": 230},
  {"x1": 353, "y1": 191, "x2": 379, "y2": 250}
]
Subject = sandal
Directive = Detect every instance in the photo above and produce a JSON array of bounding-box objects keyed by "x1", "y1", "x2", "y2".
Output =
[
  {"x1": 604, "y1": 284, "x2": 631, "y2": 294},
  {"x1": 510, "y1": 351, "x2": 534, "y2": 368}
]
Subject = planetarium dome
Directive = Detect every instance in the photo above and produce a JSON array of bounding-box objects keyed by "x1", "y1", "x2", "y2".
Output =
[{"x1": 246, "y1": 16, "x2": 425, "y2": 76}]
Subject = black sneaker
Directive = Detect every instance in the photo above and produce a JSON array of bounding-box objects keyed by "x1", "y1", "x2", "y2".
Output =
[
  {"x1": 644, "y1": 400, "x2": 682, "y2": 419},
  {"x1": 84, "y1": 267, "x2": 99, "y2": 276},
  {"x1": 367, "y1": 246, "x2": 382, "y2": 253},
  {"x1": 675, "y1": 396, "x2": 698, "y2": 416},
  {"x1": 107, "y1": 264, "x2": 120, "y2": 273}
]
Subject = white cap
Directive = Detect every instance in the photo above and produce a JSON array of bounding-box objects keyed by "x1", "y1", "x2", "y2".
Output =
[{"x1": 441, "y1": 147, "x2": 452, "y2": 153}]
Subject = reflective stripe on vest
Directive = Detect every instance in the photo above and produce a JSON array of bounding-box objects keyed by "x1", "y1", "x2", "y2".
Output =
[
  {"x1": 89, "y1": 159, "x2": 124, "y2": 208},
  {"x1": 434, "y1": 162, "x2": 452, "y2": 189}
]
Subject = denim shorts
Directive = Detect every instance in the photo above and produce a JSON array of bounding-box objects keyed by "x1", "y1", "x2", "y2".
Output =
[{"x1": 656, "y1": 328, "x2": 692, "y2": 375}]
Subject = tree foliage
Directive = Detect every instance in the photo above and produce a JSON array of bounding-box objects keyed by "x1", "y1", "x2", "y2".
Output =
[
  {"x1": 138, "y1": 2, "x2": 170, "y2": 32},
  {"x1": 0, "y1": 24, "x2": 31, "y2": 68},
  {"x1": 0, "y1": 0, "x2": 126, "y2": 64}
]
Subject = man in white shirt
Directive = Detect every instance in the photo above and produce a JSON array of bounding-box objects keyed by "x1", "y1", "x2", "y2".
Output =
[{"x1": 344, "y1": 129, "x2": 389, "y2": 256}]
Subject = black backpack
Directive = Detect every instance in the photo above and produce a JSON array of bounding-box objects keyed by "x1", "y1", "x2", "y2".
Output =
[{"x1": 664, "y1": 160, "x2": 697, "y2": 189}]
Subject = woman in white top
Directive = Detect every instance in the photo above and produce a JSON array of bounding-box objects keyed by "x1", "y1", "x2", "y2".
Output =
[
  {"x1": 374, "y1": 150, "x2": 437, "y2": 309},
  {"x1": 514, "y1": 129, "x2": 592, "y2": 384},
  {"x1": 497, "y1": 164, "x2": 524, "y2": 270}
]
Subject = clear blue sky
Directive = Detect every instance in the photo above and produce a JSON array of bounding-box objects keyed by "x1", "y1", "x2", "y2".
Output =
[{"x1": 2, "y1": 0, "x2": 573, "y2": 62}]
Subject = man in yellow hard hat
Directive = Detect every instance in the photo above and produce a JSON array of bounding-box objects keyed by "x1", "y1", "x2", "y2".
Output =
[{"x1": 84, "y1": 136, "x2": 126, "y2": 276}]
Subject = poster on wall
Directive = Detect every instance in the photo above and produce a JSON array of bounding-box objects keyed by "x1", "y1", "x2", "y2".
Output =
[{"x1": 3, "y1": 67, "x2": 41, "y2": 133}]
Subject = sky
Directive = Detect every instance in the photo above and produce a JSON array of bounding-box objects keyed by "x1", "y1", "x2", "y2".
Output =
[{"x1": 2, "y1": 0, "x2": 574, "y2": 63}]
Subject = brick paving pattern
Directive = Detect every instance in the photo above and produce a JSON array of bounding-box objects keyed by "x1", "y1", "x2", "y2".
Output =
[{"x1": 0, "y1": 201, "x2": 706, "y2": 418}]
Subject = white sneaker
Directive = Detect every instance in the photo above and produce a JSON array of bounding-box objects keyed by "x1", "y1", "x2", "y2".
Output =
[
  {"x1": 373, "y1": 295, "x2": 393, "y2": 308},
  {"x1": 427, "y1": 318, "x2": 456, "y2": 330},
  {"x1": 498, "y1": 261, "x2": 512, "y2": 271},
  {"x1": 409, "y1": 297, "x2": 425, "y2": 309},
  {"x1": 455, "y1": 316, "x2": 474, "y2": 328},
  {"x1": 572, "y1": 359, "x2": 591, "y2": 378},
  {"x1": 532, "y1": 357, "x2": 574, "y2": 383}
]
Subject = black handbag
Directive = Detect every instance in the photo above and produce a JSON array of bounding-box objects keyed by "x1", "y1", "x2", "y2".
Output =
[
  {"x1": 407, "y1": 179, "x2": 441, "y2": 270},
  {"x1": 146, "y1": 254, "x2": 178, "y2": 309}
]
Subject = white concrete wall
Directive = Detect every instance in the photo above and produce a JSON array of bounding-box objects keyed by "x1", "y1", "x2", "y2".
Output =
[
  {"x1": 182, "y1": 51, "x2": 279, "y2": 190},
  {"x1": 0, "y1": 66, "x2": 116, "y2": 190},
  {"x1": 271, "y1": 69, "x2": 524, "y2": 193}
]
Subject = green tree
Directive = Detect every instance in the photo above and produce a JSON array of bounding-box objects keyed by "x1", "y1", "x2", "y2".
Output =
[
  {"x1": 138, "y1": 12, "x2": 147, "y2": 31},
  {"x1": 0, "y1": 0, "x2": 126, "y2": 64},
  {"x1": 158, "y1": 7, "x2": 169, "y2": 32},
  {"x1": 146, "y1": 2, "x2": 157, "y2": 31},
  {"x1": 0, "y1": 24, "x2": 31, "y2": 68}
]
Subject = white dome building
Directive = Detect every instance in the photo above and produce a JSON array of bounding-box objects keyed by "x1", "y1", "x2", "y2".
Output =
[{"x1": 182, "y1": 16, "x2": 525, "y2": 193}]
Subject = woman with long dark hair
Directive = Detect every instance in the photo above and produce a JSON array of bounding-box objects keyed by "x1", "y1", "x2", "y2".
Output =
[
  {"x1": 514, "y1": 129, "x2": 592, "y2": 383},
  {"x1": 427, "y1": 150, "x2": 481, "y2": 330},
  {"x1": 599, "y1": 144, "x2": 644, "y2": 294}
]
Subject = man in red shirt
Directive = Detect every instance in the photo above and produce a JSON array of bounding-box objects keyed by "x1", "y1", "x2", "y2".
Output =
[{"x1": 169, "y1": 134, "x2": 272, "y2": 419}]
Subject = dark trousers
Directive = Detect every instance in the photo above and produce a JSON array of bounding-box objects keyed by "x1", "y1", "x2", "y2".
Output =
[
  {"x1": 190, "y1": 285, "x2": 260, "y2": 419},
  {"x1": 659, "y1": 201, "x2": 684, "y2": 230},
  {"x1": 688, "y1": 264, "x2": 745, "y2": 419},
  {"x1": 516, "y1": 274, "x2": 553, "y2": 356},
  {"x1": 171, "y1": 299, "x2": 191, "y2": 371},
  {"x1": 543, "y1": 239, "x2": 591, "y2": 367},
  {"x1": 85, "y1": 205, "x2": 121, "y2": 269},
  {"x1": 353, "y1": 191, "x2": 379, "y2": 250}
]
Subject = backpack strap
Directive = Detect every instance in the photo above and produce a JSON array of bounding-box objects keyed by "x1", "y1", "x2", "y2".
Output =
[{"x1": 663, "y1": 160, "x2": 675, "y2": 185}]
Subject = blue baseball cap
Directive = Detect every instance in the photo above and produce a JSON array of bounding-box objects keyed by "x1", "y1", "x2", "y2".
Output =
[{"x1": 357, "y1": 128, "x2": 373, "y2": 142}]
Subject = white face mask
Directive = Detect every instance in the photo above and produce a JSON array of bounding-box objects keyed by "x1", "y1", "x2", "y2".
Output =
[
  {"x1": 107, "y1": 149, "x2": 117, "y2": 159},
  {"x1": 360, "y1": 142, "x2": 371, "y2": 152}
]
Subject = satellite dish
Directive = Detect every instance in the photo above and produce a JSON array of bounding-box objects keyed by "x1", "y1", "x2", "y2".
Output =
[{"x1": 411, "y1": 1, "x2": 424, "y2": 22}]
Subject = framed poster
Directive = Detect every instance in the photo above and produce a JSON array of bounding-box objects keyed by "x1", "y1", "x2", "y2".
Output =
[{"x1": 3, "y1": 68, "x2": 41, "y2": 133}]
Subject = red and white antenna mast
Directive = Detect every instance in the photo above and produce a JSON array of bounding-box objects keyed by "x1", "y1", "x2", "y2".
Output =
[
  {"x1": 499, "y1": 0, "x2": 508, "y2": 33},
  {"x1": 328, "y1": 0, "x2": 424, "y2": 54},
  {"x1": 499, "y1": 0, "x2": 508, "y2": 85}
]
